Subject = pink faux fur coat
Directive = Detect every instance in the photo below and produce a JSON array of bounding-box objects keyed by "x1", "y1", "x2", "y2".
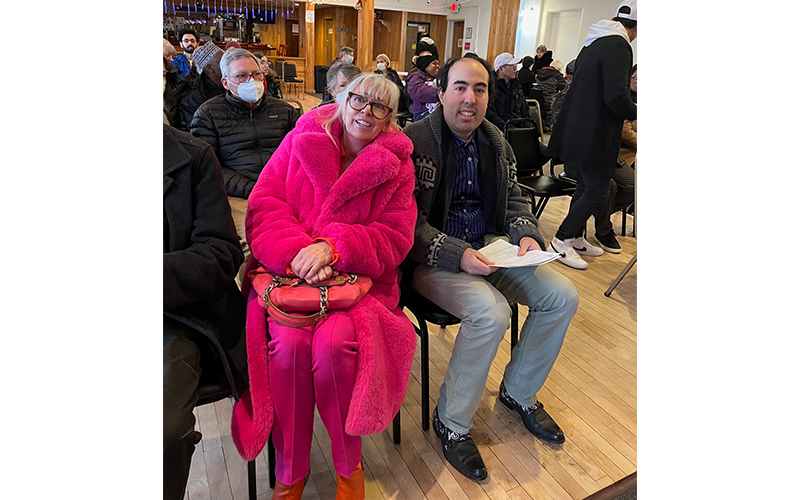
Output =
[{"x1": 231, "y1": 104, "x2": 418, "y2": 461}]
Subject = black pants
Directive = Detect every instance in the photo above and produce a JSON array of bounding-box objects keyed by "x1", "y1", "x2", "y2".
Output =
[
  {"x1": 164, "y1": 318, "x2": 203, "y2": 500},
  {"x1": 564, "y1": 162, "x2": 635, "y2": 237},
  {"x1": 556, "y1": 161, "x2": 613, "y2": 240}
]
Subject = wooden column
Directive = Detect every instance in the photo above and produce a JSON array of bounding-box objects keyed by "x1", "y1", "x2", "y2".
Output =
[
  {"x1": 398, "y1": 10, "x2": 408, "y2": 73},
  {"x1": 357, "y1": 0, "x2": 374, "y2": 71},
  {"x1": 486, "y1": 0, "x2": 521, "y2": 66},
  {"x1": 301, "y1": 2, "x2": 315, "y2": 94}
]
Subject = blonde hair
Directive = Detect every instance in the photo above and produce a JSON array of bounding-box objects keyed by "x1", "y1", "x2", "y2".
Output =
[
  {"x1": 376, "y1": 53, "x2": 390, "y2": 67},
  {"x1": 323, "y1": 73, "x2": 401, "y2": 143},
  {"x1": 551, "y1": 60, "x2": 564, "y2": 72}
]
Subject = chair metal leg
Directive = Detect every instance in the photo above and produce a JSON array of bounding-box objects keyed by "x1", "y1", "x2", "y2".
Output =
[
  {"x1": 621, "y1": 208, "x2": 627, "y2": 236},
  {"x1": 510, "y1": 303, "x2": 519, "y2": 350},
  {"x1": 420, "y1": 319, "x2": 430, "y2": 431},
  {"x1": 267, "y1": 434, "x2": 276, "y2": 489},
  {"x1": 247, "y1": 459, "x2": 256, "y2": 500},
  {"x1": 534, "y1": 197, "x2": 551, "y2": 219},
  {"x1": 392, "y1": 412, "x2": 401, "y2": 444},
  {"x1": 604, "y1": 253, "x2": 637, "y2": 297}
]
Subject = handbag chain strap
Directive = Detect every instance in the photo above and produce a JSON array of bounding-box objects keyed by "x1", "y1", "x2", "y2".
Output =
[{"x1": 262, "y1": 273, "x2": 361, "y2": 319}]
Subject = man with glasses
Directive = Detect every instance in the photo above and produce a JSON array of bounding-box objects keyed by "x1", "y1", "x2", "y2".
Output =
[
  {"x1": 173, "y1": 29, "x2": 199, "y2": 78},
  {"x1": 403, "y1": 54, "x2": 578, "y2": 482},
  {"x1": 190, "y1": 48, "x2": 299, "y2": 284}
]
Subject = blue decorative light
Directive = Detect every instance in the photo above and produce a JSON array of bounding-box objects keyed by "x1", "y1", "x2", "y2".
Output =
[{"x1": 164, "y1": 1, "x2": 167, "y2": 14}]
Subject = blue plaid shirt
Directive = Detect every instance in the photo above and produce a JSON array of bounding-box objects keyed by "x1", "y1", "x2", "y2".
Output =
[{"x1": 443, "y1": 132, "x2": 486, "y2": 249}]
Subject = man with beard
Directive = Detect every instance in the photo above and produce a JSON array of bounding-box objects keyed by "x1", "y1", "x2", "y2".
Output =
[{"x1": 172, "y1": 29, "x2": 198, "y2": 78}]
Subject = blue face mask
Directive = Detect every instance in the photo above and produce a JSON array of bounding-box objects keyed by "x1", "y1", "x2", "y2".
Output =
[{"x1": 345, "y1": 55, "x2": 354, "y2": 64}]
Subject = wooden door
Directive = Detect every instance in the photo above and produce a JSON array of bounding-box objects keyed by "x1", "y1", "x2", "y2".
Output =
[
  {"x1": 404, "y1": 22, "x2": 430, "y2": 72},
  {"x1": 324, "y1": 18, "x2": 334, "y2": 64},
  {"x1": 451, "y1": 21, "x2": 464, "y2": 58},
  {"x1": 285, "y1": 19, "x2": 299, "y2": 57}
]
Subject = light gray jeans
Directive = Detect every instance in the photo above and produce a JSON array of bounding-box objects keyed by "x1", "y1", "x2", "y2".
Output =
[{"x1": 412, "y1": 237, "x2": 578, "y2": 434}]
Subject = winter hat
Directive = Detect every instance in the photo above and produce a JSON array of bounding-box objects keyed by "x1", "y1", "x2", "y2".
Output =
[
  {"x1": 415, "y1": 54, "x2": 437, "y2": 72},
  {"x1": 193, "y1": 42, "x2": 222, "y2": 74},
  {"x1": 565, "y1": 59, "x2": 576, "y2": 75},
  {"x1": 493, "y1": 52, "x2": 522, "y2": 72},
  {"x1": 415, "y1": 37, "x2": 439, "y2": 60},
  {"x1": 225, "y1": 40, "x2": 242, "y2": 50},
  {"x1": 615, "y1": 0, "x2": 637, "y2": 22}
]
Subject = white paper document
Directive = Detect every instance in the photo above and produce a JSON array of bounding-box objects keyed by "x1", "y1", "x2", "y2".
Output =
[{"x1": 478, "y1": 239, "x2": 562, "y2": 268}]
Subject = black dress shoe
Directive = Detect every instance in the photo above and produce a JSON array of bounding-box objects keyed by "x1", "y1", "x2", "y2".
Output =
[
  {"x1": 432, "y1": 407, "x2": 488, "y2": 481},
  {"x1": 498, "y1": 382, "x2": 565, "y2": 443}
]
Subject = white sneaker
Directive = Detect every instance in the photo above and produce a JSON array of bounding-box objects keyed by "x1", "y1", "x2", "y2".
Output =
[
  {"x1": 549, "y1": 237, "x2": 588, "y2": 270},
  {"x1": 571, "y1": 236, "x2": 604, "y2": 256}
]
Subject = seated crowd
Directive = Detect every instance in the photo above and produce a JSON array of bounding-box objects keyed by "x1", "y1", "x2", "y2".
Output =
[{"x1": 163, "y1": 1, "x2": 636, "y2": 498}]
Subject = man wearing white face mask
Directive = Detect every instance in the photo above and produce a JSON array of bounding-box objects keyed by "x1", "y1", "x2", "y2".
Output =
[{"x1": 190, "y1": 48, "x2": 300, "y2": 285}]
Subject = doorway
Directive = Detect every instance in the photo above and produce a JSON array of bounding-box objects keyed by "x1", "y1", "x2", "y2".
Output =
[
  {"x1": 285, "y1": 19, "x2": 299, "y2": 57},
  {"x1": 544, "y1": 9, "x2": 583, "y2": 65},
  {"x1": 451, "y1": 21, "x2": 464, "y2": 59},
  {"x1": 404, "y1": 21, "x2": 431, "y2": 72},
  {"x1": 324, "y1": 18, "x2": 334, "y2": 65}
]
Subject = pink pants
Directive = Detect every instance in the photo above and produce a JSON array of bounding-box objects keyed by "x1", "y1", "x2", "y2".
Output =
[{"x1": 268, "y1": 312, "x2": 362, "y2": 485}]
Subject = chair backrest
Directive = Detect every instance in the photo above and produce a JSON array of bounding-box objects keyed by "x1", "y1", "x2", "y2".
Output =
[
  {"x1": 274, "y1": 60, "x2": 284, "y2": 77},
  {"x1": 505, "y1": 121, "x2": 543, "y2": 178},
  {"x1": 284, "y1": 98, "x2": 305, "y2": 115},
  {"x1": 283, "y1": 61, "x2": 298, "y2": 79},
  {"x1": 525, "y1": 99, "x2": 543, "y2": 140}
]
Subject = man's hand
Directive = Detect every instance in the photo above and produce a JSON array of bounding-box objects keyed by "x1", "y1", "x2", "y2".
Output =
[
  {"x1": 517, "y1": 237, "x2": 542, "y2": 256},
  {"x1": 460, "y1": 248, "x2": 497, "y2": 276},
  {"x1": 290, "y1": 241, "x2": 333, "y2": 281}
]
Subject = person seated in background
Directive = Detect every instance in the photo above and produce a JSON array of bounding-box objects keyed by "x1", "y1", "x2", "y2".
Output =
[
  {"x1": 535, "y1": 59, "x2": 567, "y2": 131},
  {"x1": 164, "y1": 56, "x2": 191, "y2": 129},
  {"x1": 548, "y1": 59, "x2": 576, "y2": 128},
  {"x1": 173, "y1": 29, "x2": 198, "y2": 78},
  {"x1": 485, "y1": 52, "x2": 551, "y2": 168},
  {"x1": 179, "y1": 42, "x2": 226, "y2": 129},
  {"x1": 253, "y1": 52, "x2": 282, "y2": 99},
  {"x1": 230, "y1": 74, "x2": 419, "y2": 500},
  {"x1": 322, "y1": 46, "x2": 356, "y2": 102},
  {"x1": 163, "y1": 123, "x2": 247, "y2": 500},
  {"x1": 321, "y1": 63, "x2": 362, "y2": 106},
  {"x1": 403, "y1": 54, "x2": 577, "y2": 482},
  {"x1": 374, "y1": 53, "x2": 410, "y2": 113},
  {"x1": 532, "y1": 44, "x2": 554, "y2": 76},
  {"x1": 190, "y1": 48, "x2": 299, "y2": 285},
  {"x1": 406, "y1": 53, "x2": 440, "y2": 122},
  {"x1": 163, "y1": 38, "x2": 177, "y2": 63},
  {"x1": 225, "y1": 40, "x2": 242, "y2": 50},
  {"x1": 516, "y1": 55, "x2": 536, "y2": 96}
]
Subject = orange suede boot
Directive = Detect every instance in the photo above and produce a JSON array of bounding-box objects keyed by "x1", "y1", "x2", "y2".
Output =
[
  {"x1": 335, "y1": 461, "x2": 365, "y2": 500},
  {"x1": 271, "y1": 474, "x2": 309, "y2": 500}
]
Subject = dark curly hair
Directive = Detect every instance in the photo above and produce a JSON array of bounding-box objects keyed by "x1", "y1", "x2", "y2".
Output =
[{"x1": 436, "y1": 53, "x2": 496, "y2": 103}]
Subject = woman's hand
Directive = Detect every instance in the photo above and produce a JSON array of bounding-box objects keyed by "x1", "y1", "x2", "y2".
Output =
[
  {"x1": 304, "y1": 265, "x2": 336, "y2": 284},
  {"x1": 290, "y1": 241, "x2": 333, "y2": 281}
]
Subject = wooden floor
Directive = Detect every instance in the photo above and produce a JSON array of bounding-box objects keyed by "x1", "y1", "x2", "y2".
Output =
[{"x1": 184, "y1": 96, "x2": 637, "y2": 500}]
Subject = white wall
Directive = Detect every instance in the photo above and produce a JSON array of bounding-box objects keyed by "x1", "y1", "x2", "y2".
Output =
[
  {"x1": 531, "y1": 0, "x2": 637, "y2": 65},
  {"x1": 516, "y1": 0, "x2": 544, "y2": 58}
]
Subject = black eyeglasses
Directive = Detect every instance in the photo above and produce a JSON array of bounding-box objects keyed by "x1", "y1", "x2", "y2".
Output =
[{"x1": 347, "y1": 92, "x2": 392, "y2": 120}]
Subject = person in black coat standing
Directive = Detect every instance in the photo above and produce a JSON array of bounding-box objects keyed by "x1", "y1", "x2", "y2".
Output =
[
  {"x1": 163, "y1": 124, "x2": 247, "y2": 500},
  {"x1": 532, "y1": 45, "x2": 554, "y2": 76},
  {"x1": 546, "y1": 0, "x2": 638, "y2": 270}
]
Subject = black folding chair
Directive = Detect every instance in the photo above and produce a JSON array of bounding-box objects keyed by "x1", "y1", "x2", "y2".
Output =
[{"x1": 505, "y1": 118, "x2": 576, "y2": 219}]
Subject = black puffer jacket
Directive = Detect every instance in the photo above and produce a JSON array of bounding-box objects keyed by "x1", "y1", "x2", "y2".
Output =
[
  {"x1": 180, "y1": 73, "x2": 227, "y2": 131},
  {"x1": 486, "y1": 75, "x2": 531, "y2": 131},
  {"x1": 190, "y1": 92, "x2": 299, "y2": 199},
  {"x1": 533, "y1": 50, "x2": 554, "y2": 75},
  {"x1": 535, "y1": 67, "x2": 567, "y2": 119}
]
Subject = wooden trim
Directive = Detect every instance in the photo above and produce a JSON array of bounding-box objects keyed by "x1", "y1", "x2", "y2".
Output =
[{"x1": 357, "y1": 0, "x2": 375, "y2": 71}]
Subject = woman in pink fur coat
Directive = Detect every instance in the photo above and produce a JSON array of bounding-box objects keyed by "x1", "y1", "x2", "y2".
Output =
[{"x1": 231, "y1": 73, "x2": 418, "y2": 500}]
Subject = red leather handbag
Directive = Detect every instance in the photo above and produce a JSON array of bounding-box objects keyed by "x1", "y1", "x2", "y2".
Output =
[{"x1": 249, "y1": 266, "x2": 372, "y2": 328}]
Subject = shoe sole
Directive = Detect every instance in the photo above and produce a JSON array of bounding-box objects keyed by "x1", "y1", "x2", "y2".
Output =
[
  {"x1": 548, "y1": 243, "x2": 588, "y2": 270},
  {"x1": 498, "y1": 395, "x2": 566, "y2": 444},
  {"x1": 595, "y1": 239, "x2": 622, "y2": 254}
]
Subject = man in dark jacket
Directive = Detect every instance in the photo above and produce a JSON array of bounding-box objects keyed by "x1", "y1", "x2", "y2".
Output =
[
  {"x1": 535, "y1": 61, "x2": 567, "y2": 129},
  {"x1": 179, "y1": 42, "x2": 226, "y2": 130},
  {"x1": 516, "y1": 55, "x2": 536, "y2": 96},
  {"x1": 486, "y1": 52, "x2": 550, "y2": 166},
  {"x1": 163, "y1": 124, "x2": 247, "y2": 500},
  {"x1": 403, "y1": 55, "x2": 578, "y2": 483},
  {"x1": 546, "y1": 0, "x2": 637, "y2": 270},
  {"x1": 190, "y1": 48, "x2": 299, "y2": 283}
]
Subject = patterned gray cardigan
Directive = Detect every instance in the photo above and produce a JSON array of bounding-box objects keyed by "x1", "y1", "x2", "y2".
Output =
[{"x1": 403, "y1": 106, "x2": 545, "y2": 272}]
